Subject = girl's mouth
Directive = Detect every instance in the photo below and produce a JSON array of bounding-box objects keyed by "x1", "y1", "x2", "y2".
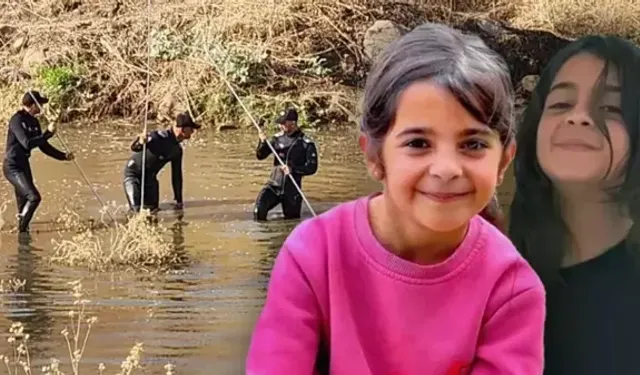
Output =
[
  {"x1": 420, "y1": 191, "x2": 472, "y2": 203},
  {"x1": 552, "y1": 140, "x2": 599, "y2": 151}
]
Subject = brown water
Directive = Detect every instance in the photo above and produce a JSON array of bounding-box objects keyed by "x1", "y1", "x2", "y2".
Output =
[{"x1": 0, "y1": 125, "x2": 514, "y2": 374}]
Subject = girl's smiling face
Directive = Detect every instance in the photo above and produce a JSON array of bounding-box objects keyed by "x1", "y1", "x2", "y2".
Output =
[
  {"x1": 370, "y1": 80, "x2": 514, "y2": 233},
  {"x1": 536, "y1": 53, "x2": 629, "y2": 186}
]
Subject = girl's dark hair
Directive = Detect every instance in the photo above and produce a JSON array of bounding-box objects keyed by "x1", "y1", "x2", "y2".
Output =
[
  {"x1": 360, "y1": 22, "x2": 516, "y2": 230},
  {"x1": 508, "y1": 35, "x2": 640, "y2": 285}
]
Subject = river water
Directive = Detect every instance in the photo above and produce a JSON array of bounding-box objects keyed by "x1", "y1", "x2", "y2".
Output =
[{"x1": 0, "y1": 124, "x2": 514, "y2": 374}]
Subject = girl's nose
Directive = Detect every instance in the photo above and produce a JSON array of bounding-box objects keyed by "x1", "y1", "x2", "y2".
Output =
[
  {"x1": 429, "y1": 155, "x2": 462, "y2": 181},
  {"x1": 566, "y1": 110, "x2": 595, "y2": 127}
]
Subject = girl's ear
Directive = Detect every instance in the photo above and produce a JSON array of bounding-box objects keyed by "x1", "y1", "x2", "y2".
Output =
[
  {"x1": 497, "y1": 140, "x2": 516, "y2": 186},
  {"x1": 358, "y1": 133, "x2": 368, "y2": 154},
  {"x1": 359, "y1": 133, "x2": 385, "y2": 181}
]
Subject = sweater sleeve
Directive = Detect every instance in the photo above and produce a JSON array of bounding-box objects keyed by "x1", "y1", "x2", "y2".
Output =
[
  {"x1": 246, "y1": 241, "x2": 322, "y2": 375},
  {"x1": 470, "y1": 284, "x2": 546, "y2": 375}
]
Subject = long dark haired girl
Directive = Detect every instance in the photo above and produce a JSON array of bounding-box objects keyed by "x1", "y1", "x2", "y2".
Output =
[{"x1": 509, "y1": 35, "x2": 640, "y2": 375}]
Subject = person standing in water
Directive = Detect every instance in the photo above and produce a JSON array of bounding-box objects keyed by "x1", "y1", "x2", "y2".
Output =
[
  {"x1": 3, "y1": 91, "x2": 74, "y2": 234},
  {"x1": 246, "y1": 23, "x2": 545, "y2": 374},
  {"x1": 123, "y1": 112, "x2": 200, "y2": 214},
  {"x1": 253, "y1": 107, "x2": 318, "y2": 221},
  {"x1": 509, "y1": 35, "x2": 640, "y2": 375}
]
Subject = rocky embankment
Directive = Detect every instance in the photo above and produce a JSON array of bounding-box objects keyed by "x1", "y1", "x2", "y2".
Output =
[
  {"x1": 362, "y1": 17, "x2": 572, "y2": 106},
  {"x1": 0, "y1": 1, "x2": 575, "y2": 129}
]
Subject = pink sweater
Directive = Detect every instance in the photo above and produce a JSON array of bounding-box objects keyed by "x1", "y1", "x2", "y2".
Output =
[{"x1": 246, "y1": 196, "x2": 546, "y2": 375}]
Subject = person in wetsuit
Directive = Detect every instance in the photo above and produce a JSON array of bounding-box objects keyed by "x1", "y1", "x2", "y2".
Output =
[
  {"x1": 254, "y1": 107, "x2": 318, "y2": 221},
  {"x1": 3, "y1": 91, "x2": 75, "y2": 233},
  {"x1": 123, "y1": 112, "x2": 200, "y2": 213}
]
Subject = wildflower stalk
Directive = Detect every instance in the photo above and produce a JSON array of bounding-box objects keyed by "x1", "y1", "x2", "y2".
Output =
[{"x1": 0, "y1": 278, "x2": 176, "y2": 374}]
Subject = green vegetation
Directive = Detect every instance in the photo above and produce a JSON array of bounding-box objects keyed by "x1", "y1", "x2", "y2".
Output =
[{"x1": 36, "y1": 65, "x2": 81, "y2": 113}]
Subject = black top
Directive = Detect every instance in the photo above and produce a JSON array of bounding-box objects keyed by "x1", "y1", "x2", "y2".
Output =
[
  {"x1": 3, "y1": 109, "x2": 66, "y2": 169},
  {"x1": 256, "y1": 129, "x2": 318, "y2": 193},
  {"x1": 543, "y1": 239, "x2": 640, "y2": 375},
  {"x1": 124, "y1": 129, "x2": 183, "y2": 204}
]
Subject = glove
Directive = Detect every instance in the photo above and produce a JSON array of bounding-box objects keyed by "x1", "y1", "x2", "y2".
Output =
[
  {"x1": 139, "y1": 133, "x2": 148, "y2": 144},
  {"x1": 65, "y1": 152, "x2": 75, "y2": 161},
  {"x1": 47, "y1": 122, "x2": 57, "y2": 134}
]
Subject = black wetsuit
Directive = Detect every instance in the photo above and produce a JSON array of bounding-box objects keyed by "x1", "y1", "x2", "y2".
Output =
[
  {"x1": 3, "y1": 110, "x2": 67, "y2": 232},
  {"x1": 254, "y1": 129, "x2": 318, "y2": 221},
  {"x1": 122, "y1": 129, "x2": 183, "y2": 212}
]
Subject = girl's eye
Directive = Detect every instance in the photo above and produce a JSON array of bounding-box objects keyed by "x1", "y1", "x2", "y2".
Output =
[
  {"x1": 462, "y1": 139, "x2": 489, "y2": 151},
  {"x1": 406, "y1": 139, "x2": 430, "y2": 149},
  {"x1": 601, "y1": 105, "x2": 622, "y2": 114},
  {"x1": 548, "y1": 102, "x2": 571, "y2": 110}
]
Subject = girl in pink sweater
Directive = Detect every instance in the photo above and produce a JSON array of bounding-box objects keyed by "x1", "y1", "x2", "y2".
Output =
[{"x1": 246, "y1": 22, "x2": 546, "y2": 375}]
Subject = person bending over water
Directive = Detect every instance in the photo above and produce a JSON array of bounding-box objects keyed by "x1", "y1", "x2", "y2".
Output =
[
  {"x1": 246, "y1": 23, "x2": 545, "y2": 375},
  {"x1": 123, "y1": 112, "x2": 200, "y2": 213},
  {"x1": 3, "y1": 91, "x2": 74, "y2": 233},
  {"x1": 509, "y1": 35, "x2": 640, "y2": 375},
  {"x1": 253, "y1": 107, "x2": 318, "y2": 221}
]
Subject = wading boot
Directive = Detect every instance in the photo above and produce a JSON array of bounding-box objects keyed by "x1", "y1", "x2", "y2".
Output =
[
  {"x1": 18, "y1": 200, "x2": 39, "y2": 233},
  {"x1": 15, "y1": 214, "x2": 27, "y2": 233}
]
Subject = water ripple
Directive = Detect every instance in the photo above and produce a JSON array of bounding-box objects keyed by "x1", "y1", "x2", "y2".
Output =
[{"x1": 0, "y1": 127, "x2": 375, "y2": 374}]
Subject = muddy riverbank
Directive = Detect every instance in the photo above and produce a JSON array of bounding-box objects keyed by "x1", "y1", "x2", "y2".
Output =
[{"x1": 3, "y1": 0, "x2": 635, "y2": 129}]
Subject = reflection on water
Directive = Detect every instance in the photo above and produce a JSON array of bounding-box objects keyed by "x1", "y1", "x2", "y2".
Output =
[
  {"x1": 0, "y1": 126, "x2": 377, "y2": 374},
  {"x1": 0, "y1": 125, "x2": 514, "y2": 373}
]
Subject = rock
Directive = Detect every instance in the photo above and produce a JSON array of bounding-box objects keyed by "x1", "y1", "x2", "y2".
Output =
[
  {"x1": 520, "y1": 75, "x2": 539, "y2": 93},
  {"x1": 21, "y1": 47, "x2": 48, "y2": 75},
  {"x1": 366, "y1": 2, "x2": 573, "y2": 87},
  {"x1": 363, "y1": 20, "x2": 405, "y2": 61},
  {"x1": 11, "y1": 36, "x2": 27, "y2": 53},
  {"x1": 457, "y1": 19, "x2": 572, "y2": 86}
]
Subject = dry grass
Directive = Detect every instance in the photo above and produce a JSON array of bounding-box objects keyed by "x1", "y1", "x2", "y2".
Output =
[
  {"x1": 0, "y1": 199, "x2": 183, "y2": 272},
  {"x1": 0, "y1": 0, "x2": 638, "y2": 126},
  {"x1": 0, "y1": 278, "x2": 25, "y2": 295},
  {"x1": 0, "y1": 201, "x2": 8, "y2": 232},
  {"x1": 53, "y1": 206, "x2": 97, "y2": 233},
  {"x1": 50, "y1": 205, "x2": 186, "y2": 272},
  {"x1": 510, "y1": 0, "x2": 640, "y2": 39},
  {"x1": 0, "y1": 200, "x2": 98, "y2": 234},
  {"x1": 0, "y1": 0, "x2": 371, "y2": 126},
  {"x1": 0, "y1": 279, "x2": 175, "y2": 375},
  {"x1": 0, "y1": 87, "x2": 22, "y2": 126}
]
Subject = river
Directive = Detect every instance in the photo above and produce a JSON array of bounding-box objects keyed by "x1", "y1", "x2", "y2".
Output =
[{"x1": 0, "y1": 124, "x2": 514, "y2": 374}]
